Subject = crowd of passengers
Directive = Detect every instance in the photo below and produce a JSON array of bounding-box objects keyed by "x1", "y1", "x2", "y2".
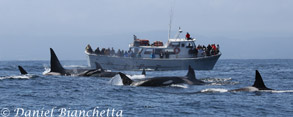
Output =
[
  {"x1": 86, "y1": 44, "x2": 220, "y2": 58},
  {"x1": 86, "y1": 45, "x2": 137, "y2": 57},
  {"x1": 190, "y1": 44, "x2": 220, "y2": 58}
]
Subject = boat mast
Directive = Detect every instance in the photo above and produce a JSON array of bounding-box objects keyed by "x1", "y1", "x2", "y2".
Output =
[{"x1": 168, "y1": 7, "x2": 173, "y2": 40}]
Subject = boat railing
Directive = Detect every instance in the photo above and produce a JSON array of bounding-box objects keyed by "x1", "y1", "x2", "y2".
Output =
[{"x1": 87, "y1": 50, "x2": 221, "y2": 60}]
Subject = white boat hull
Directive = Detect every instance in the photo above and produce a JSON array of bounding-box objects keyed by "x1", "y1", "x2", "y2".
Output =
[{"x1": 86, "y1": 53, "x2": 221, "y2": 70}]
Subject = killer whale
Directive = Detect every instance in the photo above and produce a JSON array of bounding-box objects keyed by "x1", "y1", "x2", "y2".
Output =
[
  {"x1": 77, "y1": 62, "x2": 118, "y2": 77},
  {"x1": 43, "y1": 48, "x2": 71, "y2": 76},
  {"x1": 118, "y1": 66, "x2": 204, "y2": 87},
  {"x1": 0, "y1": 66, "x2": 29, "y2": 79},
  {"x1": 16, "y1": 65, "x2": 38, "y2": 78},
  {"x1": 229, "y1": 70, "x2": 272, "y2": 92},
  {"x1": 44, "y1": 48, "x2": 117, "y2": 77}
]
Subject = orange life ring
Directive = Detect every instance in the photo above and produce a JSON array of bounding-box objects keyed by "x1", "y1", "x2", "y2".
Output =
[{"x1": 174, "y1": 47, "x2": 180, "y2": 54}]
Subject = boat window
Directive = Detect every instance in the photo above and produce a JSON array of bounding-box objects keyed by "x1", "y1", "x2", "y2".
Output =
[
  {"x1": 165, "y1": 49, "x2": 175, "y2": 54},
  {"x1": 134, "y1": 48, "x2": 142, "y2": 54},
  {"x1": 144, "y1": 48, "x2": 153, "y2": 54},
  {"x1": 181, "y1": 43, "x2": 185, "y2": 47},
  {"x1": 186, "y1": 42, "x2": 194, "y2": 48},
  {"x1": 155, "y1": 49, "x2": 163, "y2": 54},
  {"x1": 170, "y1": 42, "x2": 180, "y2": 47}
]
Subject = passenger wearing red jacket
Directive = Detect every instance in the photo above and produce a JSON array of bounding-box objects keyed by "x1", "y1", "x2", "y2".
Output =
[
  {"x1": 186, "y1": 32, "x2": 191, "y2": 40},
  {"x1": 212, "y1": 44, "x2": 217, "y2": 55}
]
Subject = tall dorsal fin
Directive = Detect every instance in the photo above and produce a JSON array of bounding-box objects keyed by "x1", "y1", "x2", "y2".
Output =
[
  {"x1": 95, "y1": 62, "x2": 104, "y2": 72},
  {"x1": 186, "y1": 65, "x2": 196, "y2": 80},
  {"x1": 50, "y1": 48, "x2": 66, "y2": 74},
  {"x1": 142, "y1": 68, "x2": 146, "y2": 75},
  {"x1": 186, "y1": 65, "x2": 204, "y2": 84},
  {"x1": 118, "y1": 72, "x2": 133, "y2": 85},
  {"x1": 18, "y1": 66, "x2": 28, "y2": 75},
  {"x1": 252, "y1": 70, "x2": 272, "y2": 90}
]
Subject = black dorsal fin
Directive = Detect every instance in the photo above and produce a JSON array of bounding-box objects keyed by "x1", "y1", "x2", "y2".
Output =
[
  {"x1": 118, "y1": 72, "x2": 133, "y2": 85},
  {"x1": 95, "y1": 62, "x2": 104, "y2": 72},
  {"x1": 252, "y1": 70, "x2": 272, "y2": 90},
  {"x1": 18, "y1": 66, "x2": 28, "y2": 75},
  {"x1": 50, "y1": 48, "x2": 66, "y2": 74},
  {"x1": 142, "y1": 68, "x2": 146, "y2": 75},
  {"x1": 186, "y1": 65, "x2": 196, "y2": 80}
]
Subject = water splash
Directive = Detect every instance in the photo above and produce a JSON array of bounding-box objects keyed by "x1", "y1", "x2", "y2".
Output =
[
  {"x1": 109, "y1": 74, "x2": 146, "y2": 86},
  {"x1": 109, "y1": 75, "x2": 123, "y2": 85},
  {"x1": 42, "y1": 67, "x2": 51, "y2": 75}
]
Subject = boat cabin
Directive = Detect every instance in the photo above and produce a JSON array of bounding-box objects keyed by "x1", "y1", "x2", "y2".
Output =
[{"x1": 130, "y1": 38, "x2": 197, "y2": 59}]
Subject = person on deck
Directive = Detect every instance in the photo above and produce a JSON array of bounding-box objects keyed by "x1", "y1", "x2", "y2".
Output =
[
  {"x1": 159, "y1": 51, "x2": 164, "y2": 58},
  {"x1": 117, "y1": 49, "x2": 121, "y2": 56},
  {"x1": 165, "y1": 51, "x2": 169, "y2": 58},
  {"x1": 86, "y1": 44, "x2": 93, "y2": 53},
  {"x1": 212, "y1": 44, "x2": 217, "y2": 55},
  {"x1": 94, "y1": 47, "x2": 101, "y2": 55},
  {"x1": 151, "y1": 50, "x2": 155, "y2": 58},
  {"x1": 110, "y1": 47, "x2": 115, "y2": 55},
  {"x1": 186, "y1": 32, "x2": 191, "y2": 40},
  {"x1": 216, "y1": 44, "x2": 220, "y2": 54},
  {"x1": 101, "y1": 48, "x2": 105, "y2": 55}
]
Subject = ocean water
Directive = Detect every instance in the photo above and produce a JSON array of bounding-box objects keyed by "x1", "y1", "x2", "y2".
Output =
[{"x1": 1, "y1": 59, "x2": 293, "y2": 117}]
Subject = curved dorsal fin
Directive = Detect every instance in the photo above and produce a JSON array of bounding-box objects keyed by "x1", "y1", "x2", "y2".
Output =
[
  {"x1": 252, "y1": 70, "x2": 272, "y2": 90},
  {"x1": 18, "y1": 66, "x2": 28, "y2": 75},
  {"x1": 118, "y1": 72, "x2": 133, "y2": 85},
  {"x1": 50, "y1": 48, "x2": 66, "y2": 74}
]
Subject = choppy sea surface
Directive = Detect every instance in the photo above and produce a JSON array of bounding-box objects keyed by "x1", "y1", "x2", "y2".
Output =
[{"x1": 1, "y1": 59, "x2": 293, "y2": 117}]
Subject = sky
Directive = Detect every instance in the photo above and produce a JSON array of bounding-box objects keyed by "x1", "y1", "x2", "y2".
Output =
[{"x1": 0, "y1": 0, "x2": 292, "y2": 60}]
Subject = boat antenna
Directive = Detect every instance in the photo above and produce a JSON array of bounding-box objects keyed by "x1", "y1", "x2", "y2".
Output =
[
  {"x1": 174, "y1": 27, "x2": 183, "y2": 39},
  {"x1": 168, "y1": 1, "x2": 175, "y2": 40}
]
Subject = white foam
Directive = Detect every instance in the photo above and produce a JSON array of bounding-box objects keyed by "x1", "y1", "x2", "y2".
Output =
[
  {"x1": 0, "y1": 74, "x2": 35, "y2": 80},
  {"x1": 139, "y1": 68, "x2": 154, "y2": 71},
  {"x1": 200, "y1": 88, "x2": 228, "y2": 93},
  {"x1": 203, "y1": 77, "x2": 232, "y2": 82},
  {"x1": 270, "y1": 90, "x2": 293, "y2": 93}
]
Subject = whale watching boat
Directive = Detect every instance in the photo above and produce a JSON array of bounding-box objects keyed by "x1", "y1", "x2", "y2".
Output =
[{"x1": 85, "y1": 28, "x2": 221, "y2": 70}]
